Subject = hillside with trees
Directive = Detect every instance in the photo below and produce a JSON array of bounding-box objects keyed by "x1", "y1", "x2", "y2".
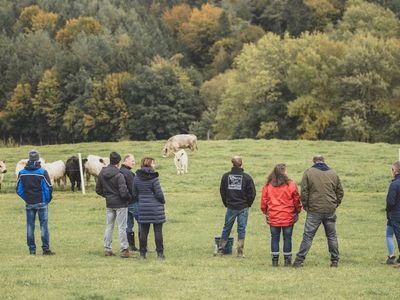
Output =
[{"x1": 0, "y1": 0, "x2": 399, "y2": 144}]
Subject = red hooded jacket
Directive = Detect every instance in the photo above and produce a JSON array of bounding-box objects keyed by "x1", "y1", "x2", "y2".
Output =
[{"x1": 260, "y1": 180, "x2": 302, "y2": 227}]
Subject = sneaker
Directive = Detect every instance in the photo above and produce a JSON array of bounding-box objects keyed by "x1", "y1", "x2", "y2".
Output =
[
  {"x1": 386, "y1": 256, "x2": 396, "y2": 265},
  {"x1": 121, "y1": 249, "x2": 130, "y2": 258},
  {"x1": 330, "y1": 261, "x2": 338, "y2": 267},
  {"x1": 104, "y1": 250, "x2": 115, "y2": 257},
  {"x1": 43, "y1": 250, "x2": 55, "y2": 256},
  {"x1": 292, "y1": 260, "x2": 303, "y2": 268}
]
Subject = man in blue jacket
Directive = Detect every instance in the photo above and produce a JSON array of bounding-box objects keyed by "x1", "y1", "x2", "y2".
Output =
[
  {"x1": 387, "y1": 161, "x2": 400, "y2": 267},
  {"x1": 16, "y1": 150, "x2": 54, "y2": 256}
]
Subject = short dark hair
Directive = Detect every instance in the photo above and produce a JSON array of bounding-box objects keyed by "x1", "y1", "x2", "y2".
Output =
[
  {"x1": 231, "y1": 156, "x2": 242, "y2": 167},
  {"x1": 267, "y1": 163, "x2": 290, "y2": 187},
  {"x1": 313, "y1": 155, "x2": 325, "y2": 163}
]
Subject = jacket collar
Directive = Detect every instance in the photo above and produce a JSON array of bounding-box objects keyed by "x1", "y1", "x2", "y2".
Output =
[
  {"x1": 393, "y1": 174, "x2": 400, "y2": 181},
  {"x1": 312, "y1": 162, "x2": 330, "y2": 171},
  {"x1": 231, "y1": 166, "x2": 244, "y2": 173}
]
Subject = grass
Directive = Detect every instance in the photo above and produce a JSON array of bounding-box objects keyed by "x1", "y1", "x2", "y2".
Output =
[{"x1": 0, "y1": 139, "x2": 399, "y2": 299}]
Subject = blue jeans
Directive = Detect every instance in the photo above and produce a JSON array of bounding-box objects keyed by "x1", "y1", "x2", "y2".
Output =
[
  {"x1": 296, "y1": 212, "x2": 339, "y2": 263},
  {"x1": 126, "y1": 202, "x2": 139, "y2": 233},
  {"x1": 26, "y1": 203, "x2": 50, "y2": 252},
  {"x1": 270, "y1": 225, "x2": 294, "y2": 257},
  {"x1": 391, "y1": 220, "x2": 400, "y2": 252},
  {"x1": 221, "y1": 208, "x2": 249, "y2": 240},
  {"x1": 386, "y1": 224, "x2": 395, "y2": 257}
]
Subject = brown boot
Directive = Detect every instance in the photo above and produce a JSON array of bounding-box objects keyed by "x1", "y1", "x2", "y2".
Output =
[
  {"x1": 121, "y1": 249, "x2": 130, "y2": 258},
  {"x1": 237, "y1": 239, "x2": 245, "y2": 258},
  {"x1": 216, "y1": 239, "x2": 228, "y2": 256}
]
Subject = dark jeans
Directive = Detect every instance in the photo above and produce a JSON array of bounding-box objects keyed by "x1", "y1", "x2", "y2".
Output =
[
  {"x1": 220, "y1": 207, "x2": 249, "y2": 240},
  {"x1": 126, "y1": 202, "x2": 139, "y2": 234},
  {"x1": 296, "y1": 212, "x2": 339, "y2": 263},
  {"x1": 391, "y1": 219, "x2": 400, "y2": 251},
  {"x1": 270, "y1": 225, "x2": 294, "y2": 257},
  {"x1": 140, "y1": 223, "x2": 163, "y2": 254},
  {"x1": 26, "y1": 203, "x2": 50, "y2": 252}
]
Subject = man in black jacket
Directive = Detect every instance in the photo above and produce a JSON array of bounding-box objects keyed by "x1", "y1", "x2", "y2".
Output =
[
  {"x1": 96, "y1": 152, "x2": 132, "y2": 258},
  {"x1": 120, "y1": 154, "x2": 139, "y2": 251},
  {"x1": 216, "y1": 156, "x2": 256, "y2": 257}
]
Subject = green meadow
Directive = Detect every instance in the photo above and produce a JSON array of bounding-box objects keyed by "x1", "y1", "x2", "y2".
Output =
[{"x1": 0, "y1": 139, "x2": 399, "y2": 299}]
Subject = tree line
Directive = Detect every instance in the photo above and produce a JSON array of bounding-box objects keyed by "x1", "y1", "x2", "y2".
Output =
[{"x1": 0, "y1": 0, "x2": 399, "y2": 144}]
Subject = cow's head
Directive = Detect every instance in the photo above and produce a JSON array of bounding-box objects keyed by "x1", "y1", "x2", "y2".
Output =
[
  {"x1": 0, "y1": 160, "x2": 7, "y2": 173},
  {"x1": 162, "y1": 146, "x2": 168, "y2": 158}
]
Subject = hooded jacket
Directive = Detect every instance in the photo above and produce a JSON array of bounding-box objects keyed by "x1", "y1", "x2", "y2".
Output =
[
  {"x1": 16, "y1": 161, "x2": 52, "y2": 205},
  {"x1": 96, "y1": 165, "x2": 132, "y2": 208},
  {"x1": 220, "y1": 167, "x2": 256, "y2": 210},
  {"x1": 386, "y1": 174, "x2": 400, "y2": 221},
  {"x1": 260, "y1": 180, "x2": 302, "y2": 227},
  {"x1": 133, "y1": 167, "x2": 165, "y2": 224},
  {"x1": 301, "y1": 163, "x2": 344, "y2": 213}
]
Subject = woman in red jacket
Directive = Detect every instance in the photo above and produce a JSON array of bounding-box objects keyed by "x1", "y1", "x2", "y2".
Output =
[{"x1": 261, "y1": 163, "x2": 302, "y2": 267}]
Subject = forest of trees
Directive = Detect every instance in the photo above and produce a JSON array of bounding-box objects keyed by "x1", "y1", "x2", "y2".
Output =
[{"x1": 0, "y1": 0, "x2": 400, "y2": 144}]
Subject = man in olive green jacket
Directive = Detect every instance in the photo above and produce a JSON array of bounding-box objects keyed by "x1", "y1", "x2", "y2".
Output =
[{"x1": 293, "y1": 155, "x2": 344, "y2": 267}]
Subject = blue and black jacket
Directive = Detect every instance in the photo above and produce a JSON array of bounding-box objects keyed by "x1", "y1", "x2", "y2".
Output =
[
  {"x1": 386, "y1": 174, "x2": 400, "y2": 222},
  {"x1": 16, "y1": 161, "x2": 53, "y2": 204}
]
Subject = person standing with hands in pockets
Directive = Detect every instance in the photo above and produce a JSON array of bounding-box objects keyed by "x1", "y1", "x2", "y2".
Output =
[{"x1": 261, "y1": 163, "x2": 302, "y2": 267}]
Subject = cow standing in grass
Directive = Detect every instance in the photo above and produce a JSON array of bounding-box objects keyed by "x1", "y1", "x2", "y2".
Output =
[
  {"x1": 162, "y1": 134, "x2": 197, "y2": 158},
  {"x1": 0, "y1": 160, "x2": 7, "y2": 190},
  {"x1": 66, "y1": 156, "x2": 87, "y2": 192},
  {"x1": 84, "y1": 155, "x2": 109, "y2": 183},
  {"x1": 173, "y1": 149, "x2": 188, "y2": 175}
]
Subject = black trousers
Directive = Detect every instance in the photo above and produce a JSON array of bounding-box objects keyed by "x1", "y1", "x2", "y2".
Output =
[{"x1": 139, "y1": 223, "x2": 164, "y2": 254}]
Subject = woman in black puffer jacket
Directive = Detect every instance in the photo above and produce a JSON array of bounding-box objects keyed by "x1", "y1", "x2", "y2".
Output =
[{"x1": 133, "y1": 157, "x2": 166, "y2": 260}]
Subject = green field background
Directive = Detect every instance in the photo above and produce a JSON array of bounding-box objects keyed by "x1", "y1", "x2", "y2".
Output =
[{"x1": 0, "y1": 139, "x2": 398, "y2": 299}]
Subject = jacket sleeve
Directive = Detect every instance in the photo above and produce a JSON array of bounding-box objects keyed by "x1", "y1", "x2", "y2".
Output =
[
  {"x1": 16, "y1": 173, "x2": 25, "y2": 200},
  {"x1": 220, "y1": 174, "x2": 227, "y2": 207},
  {"x1": 245, "y1": 176, "x2": 256, "y2": 207},
  {"x1": 152, "y1": 179, "x2": 165, "y2": 204},
  {"x1": 300, "y1": 172, "x2": 309, "y2": 211},
  {"x1": 335, "y1": 176, "x2": 344, "y2": 206},
  {"x1": 95, "y1": 174, "x2": 104, "y2": 197},
  {"x1": 386, "y1": 182, "x2": 398, "y2": 212},
  {"x1": 43, "y1": 170, "x2": 53, "y2": 203},
  {"x1": 291, "y1": 182, "x2": 302, "y2": 214},
  {"x1": 122, "y1": 171, "x2": 134, "y2": 198},
  {"x1": 260, "y1": 185, "x2": 268, "y2": 214},
  {"x1": 118, "y1": 174, "x2": 132, "y2": 202}
]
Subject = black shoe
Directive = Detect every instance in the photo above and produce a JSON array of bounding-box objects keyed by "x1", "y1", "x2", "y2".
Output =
[
  {"x1": 157, "y1": 252, "x2": 166, "y2": 261},
  {"x1": 330, "y1": 261, "x2": 338, "y2": 267},
  {"x1": 138, "y1": 252, "x2": 146, "y2": 260},
  {"x1": 43, "y1": 250, "x2": 55, "y2": 256},
  {"x1": 292, "y1": 260, "x2": 303, "y2": 268},
  {"x1": 386, "y1": 256, "x2": 396, "y2": 265},
  {"x1": 29, "y1": 250, "x2": 36, "y2": 255}
]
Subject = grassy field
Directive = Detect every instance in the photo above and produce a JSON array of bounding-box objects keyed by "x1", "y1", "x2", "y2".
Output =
[{"x1": 0, "y1": 139, "x2": 399, "y2": 299}]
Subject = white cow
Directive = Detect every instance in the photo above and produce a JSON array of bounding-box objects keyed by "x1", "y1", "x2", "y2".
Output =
[
  {"x1": 84, "y1": 155, "x2": 109, "y2": 183},
  {"x1": 0, "y1": 160, "x2": 7, "y2": 190},
  {"x1": 162, "y1": 134, "x2": 198, "y2": 158},
  {"x1": 43, "y1": 160, "x2": 66, "y2": 187},
  {"x1": 173, "y1": 149, "x2": 188, "y2": 175},
  {"x1": 15, "y1": 158, "x2": 46, "y2": 178}
]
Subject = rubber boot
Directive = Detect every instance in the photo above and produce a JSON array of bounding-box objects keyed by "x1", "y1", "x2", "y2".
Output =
[
  {"x1": 284, "y1": 255, "x2": 292, "y2": 267},
  {"x1": 237, "y1": 239, "x2": 245, "y2": 258},
  {"x1": 216, "y1": 239, "x2": 228, "y2": 256},
  {"x1": 272, "y1": 255, "x2": 279, "y2": 267}
]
